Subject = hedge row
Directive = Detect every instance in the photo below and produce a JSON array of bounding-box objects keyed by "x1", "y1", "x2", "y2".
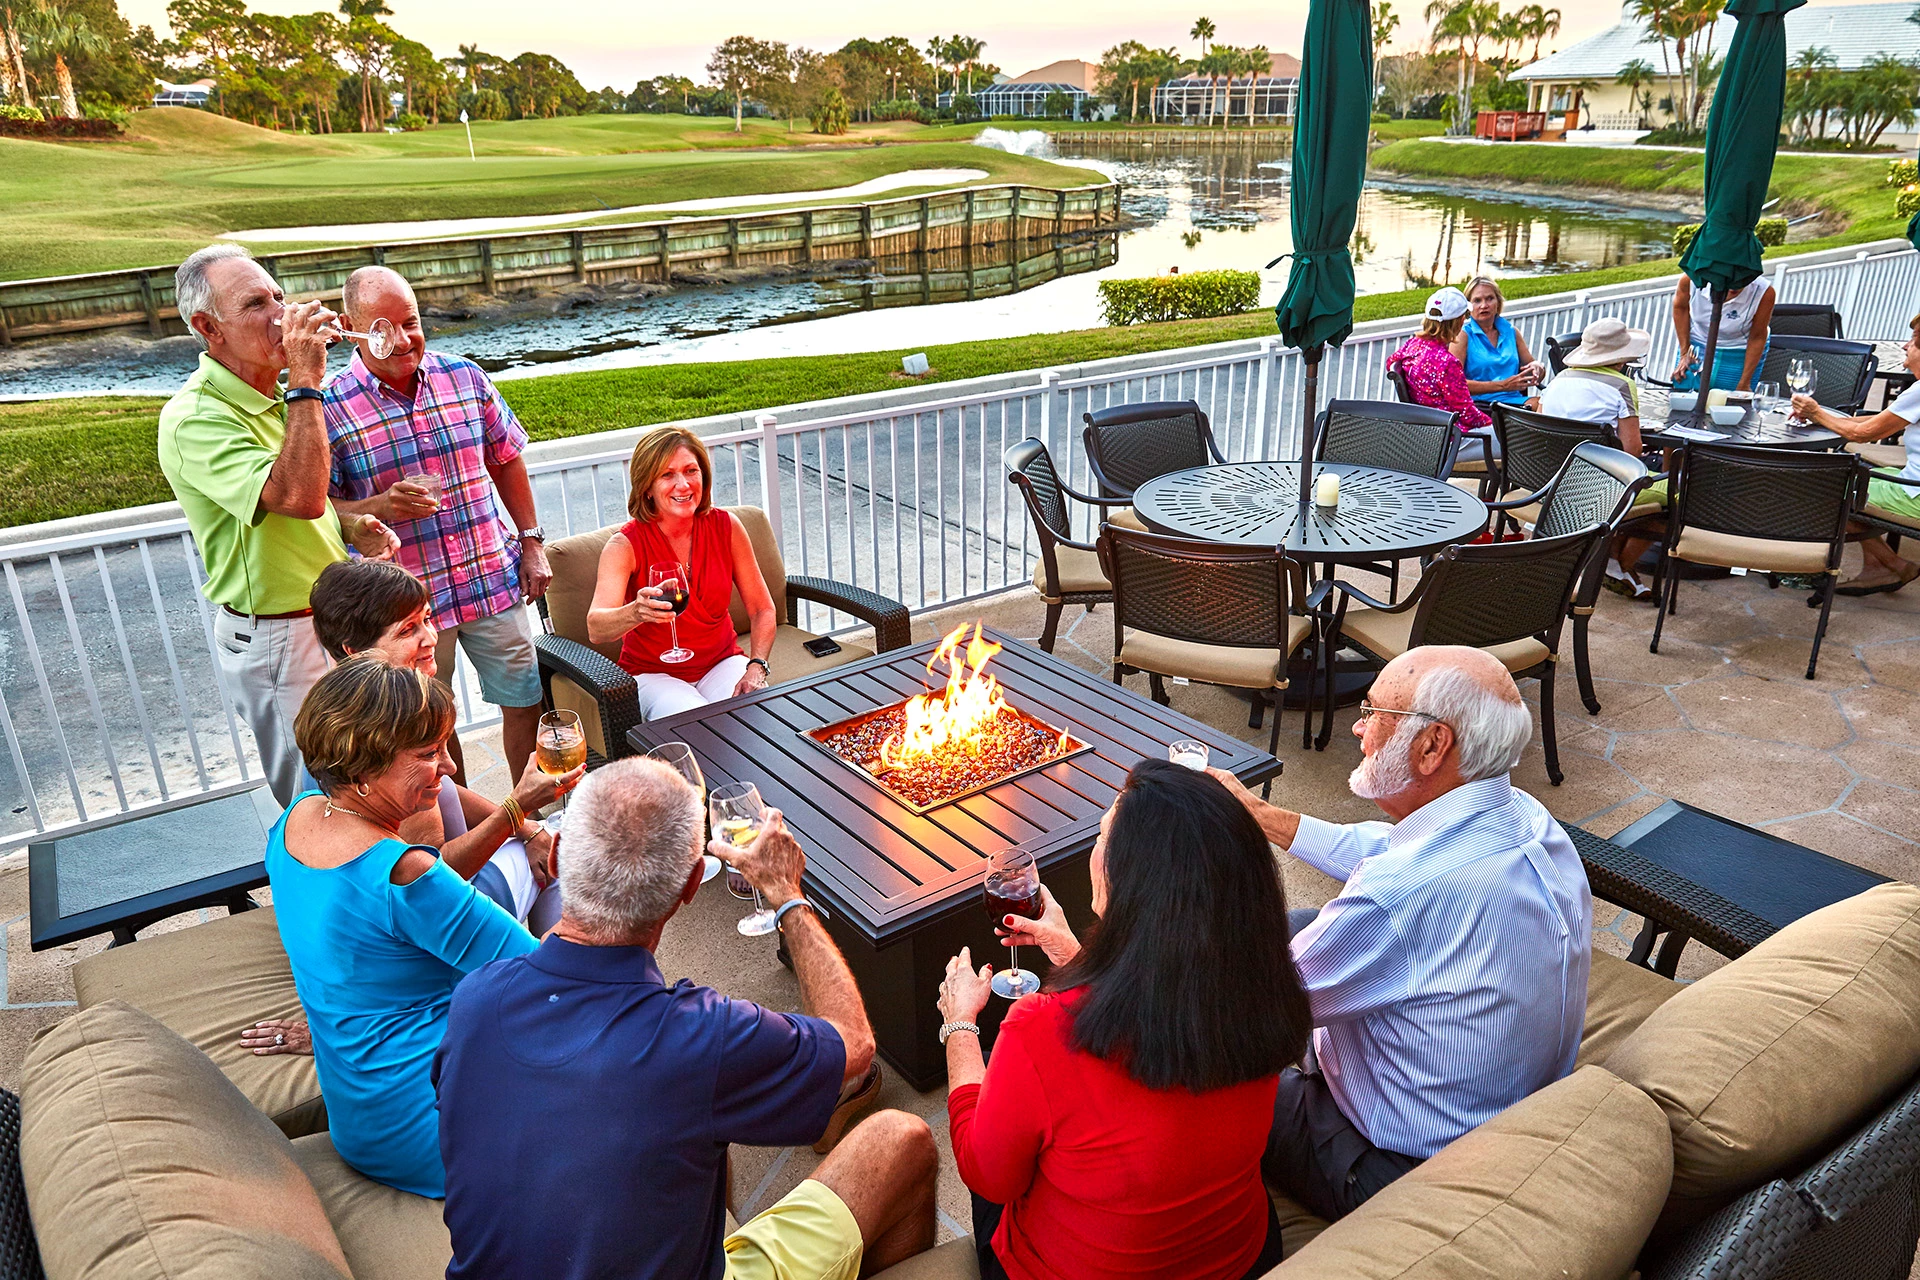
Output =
[
  {"x1": 1670, "y1": 218, "x2": 1788, "y2": 256},
  {"x1": 1098, "y1": 270, "x2": 1262, "y2": 326},
  {"x1": 0, "y1": 117, "x2": 122, "y2": 139}
]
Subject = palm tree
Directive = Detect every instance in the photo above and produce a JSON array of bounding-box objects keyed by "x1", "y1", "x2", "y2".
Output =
[
  {"x1": 1190, "y1": 16, "x2": 1215, "y2": 57},
  {"x1": 1618, "y1": 57, "x2": 1655, "y2": 125},
  {"x1": 1426, "y1": 0, "x2": 1473, "y2": 132},
  {"x1": 925, "y1": 36, "x2": 943, "y2": 97},
  {"x1": 1199, "y1": 46, "x2": 1233, "y2": 126},
  {"x1": 956, "y1": 35, "x2": 984, "y2": 94},
  {"x1": 338, "y1": 0, "x2": 394, "y2": 131},
  {"x1": 0, "y1": 5, "x2": 30, "y2": 108},
  {"x1": 25, "y1": 1, "x2": 105, "y2": 118},
  {"x1": 1523, "y1": 4, "x2": 1561, "y2": 62},
  {"x1": 454, "y1": 43, "x2": 488, "y2": 93},
  {"x1": 1373, "y1": 1, "x2": 1401, "y2": 91},
  {"x1": 1242, "y1": 45, "x2": 1271, "y2": 125}
]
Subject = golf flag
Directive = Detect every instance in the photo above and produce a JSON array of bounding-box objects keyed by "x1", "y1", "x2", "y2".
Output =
[
  {"x1": 459, "y1": 109, "x2": 468, "y2": 122},
  {"x1": 460, "y1": 109, "x2": 475, "y2": 161}
]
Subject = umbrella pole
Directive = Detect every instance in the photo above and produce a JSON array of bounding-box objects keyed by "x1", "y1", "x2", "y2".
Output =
[
  {"x1": 1299, "y1": 344, "x2": 1324, "y2": 512},
  {"x1": 1692, "y1": 286, "x2": 1727, "y2": 424}
]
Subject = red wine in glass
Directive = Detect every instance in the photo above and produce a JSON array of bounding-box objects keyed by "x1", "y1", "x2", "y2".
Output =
[
  {"x1": 985, "y1": 850, "x2": 1043, "y2": 998},
  {"x1": 649, "y1": 562, "x2": 693, "y2": 664}
]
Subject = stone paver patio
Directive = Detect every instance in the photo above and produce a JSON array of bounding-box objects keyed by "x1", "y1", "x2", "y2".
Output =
[{"x1": 3, "y1": 542, "x2": 1917, "y2": 1248}]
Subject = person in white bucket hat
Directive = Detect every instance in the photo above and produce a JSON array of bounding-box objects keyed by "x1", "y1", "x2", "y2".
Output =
[{"x1": 1387, "y1": 287, "x2": 1494, "y2": 457}]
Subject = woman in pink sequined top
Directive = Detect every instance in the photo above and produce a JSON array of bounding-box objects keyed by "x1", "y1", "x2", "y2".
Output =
[{"x1": 1386, "y1": 287, "x2": 1492, "y2": 448}]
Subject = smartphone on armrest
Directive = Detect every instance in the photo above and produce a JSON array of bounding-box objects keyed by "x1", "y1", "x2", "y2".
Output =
[{"x1": 803, "y1": 636, "x2": 842, "y2": 658}]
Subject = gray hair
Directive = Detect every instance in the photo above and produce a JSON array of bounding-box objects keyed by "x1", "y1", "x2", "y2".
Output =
[
  {"x1": 1410, "y1": 663, "x2": 1533, "y2": 781},
  {"x1": 341, "y1": 265, "x2": 412, "y2": 324},
  {"x1": 558, "y1": 757, "x2": 701, "y2": 933},
  {"x1": 174, "y1": 244, "x2": 256, "y2": 349}
]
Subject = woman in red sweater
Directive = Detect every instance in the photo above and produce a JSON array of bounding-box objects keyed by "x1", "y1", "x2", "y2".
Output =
[{"x1": 939, "y1": 760, "x2": 1314, "y2": 1280}]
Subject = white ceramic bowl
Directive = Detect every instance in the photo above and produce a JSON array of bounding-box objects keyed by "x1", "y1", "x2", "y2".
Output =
[
  {"x1": 1668, "y1": 391, "x2": 1699, "y2": 413},
  {"x1": 1710, "y1": 405, "x2": 1745, "y2": 427}
]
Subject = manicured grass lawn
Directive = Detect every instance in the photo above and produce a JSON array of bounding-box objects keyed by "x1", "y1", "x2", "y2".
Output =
[{"x1": 0, "y1": 110, "x2": 1101, "y2": 281}]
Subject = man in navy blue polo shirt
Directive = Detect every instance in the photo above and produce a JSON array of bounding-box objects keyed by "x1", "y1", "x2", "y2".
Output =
[{"x1": 433, "y1": 757, "x2": 937, "y2": 1280}]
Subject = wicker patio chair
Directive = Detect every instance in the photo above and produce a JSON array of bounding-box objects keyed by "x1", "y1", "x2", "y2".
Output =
[
  {"x1": 1767, "y1": 301, "x2": 1844, "y2": 340},
  {"x1": 1313, "y1": 524, "x2": 1607, "y2": 783},
  {"x1": 1853, "y1": 464, "x2": 1920, "y2": 552},
  {"x1": 1313, "y1": 397, "x2": 1465, "y2": 602},
  {"x1": 1080, "y1": 399, "x2": 1225, "y2": 532},
  {"x1": 1006, "y1": 437, "x2": 1117, "y2": 653},
  {"x1": 1099, "y1": 525, "x2": 1313, "y2": 770},
  {"x1": 1485, "y1": 442, "x2": 1653, "y2": 715},
  {"x1": 1387, "y1": 365, "x2": 1416, "y2": 404},
  {"x1": 0, "y1": 1089, "x2": 45, "y2": 1280},
  {"x1": 1640, "y1": 1069, "x2": 1920, "y2": 1280},
  {"x1": 1754, "y1": 335, "x2": 1879, "y2": 415},
  {"x1": 1488, "y1": 403, "x2": 1626, "y2": 538},
  {"x1": 535, "y1": 506, "x2": 911, "y2": 763},
  {"x1": 1651, "y1": 443, "x2": 1859, "y2": 680},
  {"x1": 1545, "y1": 331, "x2": 1588, "y2": 375}
]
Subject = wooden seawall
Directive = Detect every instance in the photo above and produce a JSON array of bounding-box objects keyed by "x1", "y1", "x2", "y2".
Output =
[{"x1": 0, "y1": 182, "x2": 1120, "y2": 345}]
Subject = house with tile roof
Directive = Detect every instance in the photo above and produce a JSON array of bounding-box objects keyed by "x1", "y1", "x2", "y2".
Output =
[
  {"x1": 1511, "y1": 1, "x2": 1920, "y2": 146},
  {"x1": 1153, "y1": 51, "x2": 1303, "y2": 123},
  {"x1": 939, "y1": 60, "x2": 1115, "y2": 120}
]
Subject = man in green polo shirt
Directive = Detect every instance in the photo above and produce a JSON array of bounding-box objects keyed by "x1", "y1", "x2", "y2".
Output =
[{"x1": 159, "y1": 244, "x2": 399, "y2": 806}]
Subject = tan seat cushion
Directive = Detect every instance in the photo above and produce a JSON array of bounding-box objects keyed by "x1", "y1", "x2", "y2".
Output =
[
  {"x1": 1672, "y1": 527, "x2": 1832, "y2": 574},
  {"x1": 550, "y1": 673, "x2": 614, "y2": 760},
  {"x1": 1121, "y1": 616, "x2": 1312, "y2": 689},
  {"x1": 1848, "y1": 441, "x2": 1907, "y2": 470},
  {"x1": 21, "y1": 1001, "x2": 351, "y2": 1280},
  {"x1": 1338, "y1": 606, "x2": 1551, "y2": 675},
  {"x1": 1578, "y1": 950, "x2": 1681, "y2": 1068},
  {"x1": 1863, "y1": 501, "x2": 1920, "y2": 532},
  {"x1": 1451, "y1": 455, "x2": 1490, "y2": 475},
  {"x1": 292, "y1": 1133, "x2": 451, "y2": 1280},
  {"x1": 1275, "y1": 1066, "x2": 1671, "y2": 1280},
  {"x1": 71, "y1": 906, "x2": 325, "y2": 1138},
  {"x1": 1447, "y1": 477, "x2": 1487, "y2": 497},
  {"x1": 751, "y1": 624, "x2": 875, "y2": 684},
  {"x1": 1605, "y1": 881, "x2": 1920, "y2": 1239},
  {"x1": 1033, "y1": 544, "x2": 1109, "y2": 599},
  {"x1": 869, "y1": 1238, "x2": 982, "y2": 1279},
  {"x1": 1106, "y1": 505, "x2": 1149, "y2": 532},
  {"x1": 1270, "y1": 1186, "x2": 1330, "y2": 1257}
]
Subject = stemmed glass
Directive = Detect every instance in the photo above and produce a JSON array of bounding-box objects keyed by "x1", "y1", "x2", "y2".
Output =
[
  {"x1": 1786, "y1": 358, "x2": 1817, "y2": 419},
  {"x1": 648, "y1": 741, "x2": 720, "y2": 884},
  {"x1": 274, "y1": 313, "x2": 398, "y2": 358},
  {"x1": 1755, "y1": 381, "x2": 1780, "y2": 422},
  {"x1": 535, "y1": 709, "x2": 586, "y2": 835},
  {"x1": 649, "y1": 562, "x2": 693, "y2": 664},
  {"x1": 710, "y1": 781, "x2": 778, "y2": 936},
  {"x1": 984, "y1": 849, "x2": 1044, "y2": 999}
]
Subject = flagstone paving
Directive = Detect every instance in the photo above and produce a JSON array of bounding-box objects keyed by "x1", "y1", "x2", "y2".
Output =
[{"x1": 2, "y1": 548, "x2": 1917, "y2": 1251}]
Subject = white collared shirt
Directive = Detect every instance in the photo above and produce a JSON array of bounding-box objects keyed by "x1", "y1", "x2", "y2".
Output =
[{"x1": 1288, "y1": 775, "x2": 1592, "y2": 1159}]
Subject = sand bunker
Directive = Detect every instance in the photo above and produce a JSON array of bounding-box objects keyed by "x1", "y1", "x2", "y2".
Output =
[{"x1": 222, "y1": 169, "x2": 992, "y2": 244}]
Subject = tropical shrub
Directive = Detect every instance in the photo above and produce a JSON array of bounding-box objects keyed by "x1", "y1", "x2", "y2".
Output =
[
  {"x1": 1672, "y1": 223, "x2": 1698, "y2": 255},
  {"x1": 1098, "y1": 270, "x2": 1261, "y2": 326},
  {"x1": 396, "y1": 112, "x2": 427, "y2": 131},
  {"x1": 0, "y1": 104, "x2": 44, "y2": 122},
  {"x1": 1671, "y1": 218, "x2": 1786, "y2": 256},
  {"x1": 813, "y1": 87, "x2": 850, "y2": 135},
  {"x1": 1888, "y1": 159, "x2": 1919, "y2": 188},
  {"x1": 1898, "y1": 184, "x2": 1920, "y2": 220}
]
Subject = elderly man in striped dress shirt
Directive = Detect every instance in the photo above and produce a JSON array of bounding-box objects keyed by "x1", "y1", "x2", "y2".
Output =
[{"x1": 1212, "y1": 645, "x2": 1591, "y2": 1223}]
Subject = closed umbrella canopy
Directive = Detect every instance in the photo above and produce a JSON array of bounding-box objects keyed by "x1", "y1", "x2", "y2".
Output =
[
  {"x1": 1275, "y1": 0, "x2": 1372, "y2": 509},
  {"x1": 1677, "y1": 0, "x2": 1806, "y2": 296}
]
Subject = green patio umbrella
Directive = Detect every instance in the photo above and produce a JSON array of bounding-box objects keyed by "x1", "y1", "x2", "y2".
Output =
[
  {"x1": 1676, "y1": 0, "x2": 1805, "y2": 405},
  {"x1": 1271, "y1": 0, "x2": 1372, "y2": 511}
]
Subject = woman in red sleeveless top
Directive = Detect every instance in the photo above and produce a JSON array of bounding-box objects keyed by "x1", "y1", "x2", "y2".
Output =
[{"x1": 586, "y1": 427, "x2": 777, "y2": 721}]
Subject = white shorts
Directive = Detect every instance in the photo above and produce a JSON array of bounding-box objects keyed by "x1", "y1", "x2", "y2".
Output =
[{"x1": 634, "y1": 654, "x2": 750, "y2": 721}]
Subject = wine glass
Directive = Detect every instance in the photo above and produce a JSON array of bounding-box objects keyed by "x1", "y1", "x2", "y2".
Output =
[
  {"x1": 274, "y1": 313, "x2": 398, "y2": 358},
  {"x1": 535, "y1": 709, "x2": 586, "y2": 835},
  {"x1": 648, "y1": 741, "x2": 720, "y2": 884},
  {"x1": 985, "y1": 849, "x2": 1044, "y2": 999},
  {"x1": 1169, "y1": 739, "x2": 1209, "y2": 771},
  {"x1": 709, "y1": 781, "x2": 778, "y2": 936},
  {"x1": 1755, "y1": 381, "x2": 1780, "y2": 421},
  {"x1": 649, "y1": 562, "x2": 693, "y2": 665}
]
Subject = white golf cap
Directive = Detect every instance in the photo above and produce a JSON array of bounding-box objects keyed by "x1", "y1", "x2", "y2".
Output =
[{"x1": 1425, "y1": 287, "x2": 1470, "y2": 322}]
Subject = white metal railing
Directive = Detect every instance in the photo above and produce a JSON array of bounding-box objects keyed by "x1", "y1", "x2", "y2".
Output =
[{"x1": 0, "y1": 241, "x2": 1915, "y2": 850}]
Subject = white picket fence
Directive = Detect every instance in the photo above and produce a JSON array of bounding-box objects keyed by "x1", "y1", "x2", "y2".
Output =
[{"x1": 0, "y1": 240, "x2": 1914, "y2": 849}]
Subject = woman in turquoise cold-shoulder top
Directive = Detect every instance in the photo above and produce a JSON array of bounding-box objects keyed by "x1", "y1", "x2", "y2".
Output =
[{"x1": 267, "y1": 654, "x2": 581, "y2": 1197}]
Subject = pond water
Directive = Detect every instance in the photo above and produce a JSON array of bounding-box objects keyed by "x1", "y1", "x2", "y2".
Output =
[{"x1": 0, "y1": 131, "x2": 1685, "y2": 398}]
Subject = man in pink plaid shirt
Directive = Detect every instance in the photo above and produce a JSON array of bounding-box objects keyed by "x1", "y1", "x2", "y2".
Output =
[{"x1": 323, "y1": 266, "x2": 553, "y2": 784}]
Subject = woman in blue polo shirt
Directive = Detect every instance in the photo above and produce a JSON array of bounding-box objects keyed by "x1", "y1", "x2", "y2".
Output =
[
  {"x1": 1790, "y1": 313, "x2": 1920, "y2": 597},
  {"x1": 265, "y1": 655, "x2": 581, "y2": 1197},
  {"x1": 1449, "y1": 277, "x2": 1543, "y2": 409}
]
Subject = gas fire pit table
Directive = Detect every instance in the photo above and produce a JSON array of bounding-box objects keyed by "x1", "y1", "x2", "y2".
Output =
[{"x1": 628, "y1": 627, "x2": 1279, "y2": 1089}]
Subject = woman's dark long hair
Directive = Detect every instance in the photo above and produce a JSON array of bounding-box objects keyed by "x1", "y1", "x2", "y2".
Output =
[{"x1": 1051, "y1": 759, "x2": 1312, "y2": 1093}]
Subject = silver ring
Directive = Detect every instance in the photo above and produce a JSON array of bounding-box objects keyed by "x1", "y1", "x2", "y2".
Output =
[{"x1": 274, "y1": 1034, "x2": 285, "y2": 1046}]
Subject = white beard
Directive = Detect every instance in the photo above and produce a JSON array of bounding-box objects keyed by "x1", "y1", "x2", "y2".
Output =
[{"x1": 1350, "y1": 720, "x2": 1418, "y2": 801}]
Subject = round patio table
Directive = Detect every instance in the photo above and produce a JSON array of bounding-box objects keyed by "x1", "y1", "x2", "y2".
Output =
[
  {"x1": 1131, "y1": 461, "x2": 1489, "y2": 560},
  {"x1": 1639, "y1": 387, "x2": 1839, "y2": 452}
]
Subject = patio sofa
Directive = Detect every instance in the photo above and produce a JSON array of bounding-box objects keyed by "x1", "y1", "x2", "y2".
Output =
[{"x1": 15, "y1": 882, "x2": 1920, "y2": 1279}]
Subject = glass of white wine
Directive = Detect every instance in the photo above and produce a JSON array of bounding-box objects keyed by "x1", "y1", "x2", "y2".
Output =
[
  {"x1": 648, "y1": 741, "x2": 719, "y2": 884},
  {"x1": 1786, "y1": 358, "x2": 1817, "y2": 419},
  {"x1": 535, "y1": 709, "x2": 586, "y2": 835},
  {"x1": 274, "y1": 313, "x2": 398, "y2": 358},
  {"x1": 709, "y1": 781, "x2": 778, "y2": 936}
]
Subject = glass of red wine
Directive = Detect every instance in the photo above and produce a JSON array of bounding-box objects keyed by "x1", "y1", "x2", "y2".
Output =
[
  {"x1": 985, "y1": 848, "x2": 1044, "y2": 999},
  {"x1": 648, "y1": 561, "x2": 693, "y2": 664}
]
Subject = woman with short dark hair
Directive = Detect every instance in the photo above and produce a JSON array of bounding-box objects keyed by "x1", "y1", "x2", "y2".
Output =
[{"x1": 939, "y1": 760, "x2": 1313, "y2": 1280}]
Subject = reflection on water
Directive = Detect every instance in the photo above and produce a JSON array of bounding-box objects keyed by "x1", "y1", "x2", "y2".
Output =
[{"x1": 2, "y1": 132, "x2": 1683, "y2": 397}]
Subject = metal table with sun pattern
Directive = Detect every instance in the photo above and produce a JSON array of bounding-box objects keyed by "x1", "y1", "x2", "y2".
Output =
[{"x1": 1131, "y1": 462, "x2": 1489, "y2": 560}]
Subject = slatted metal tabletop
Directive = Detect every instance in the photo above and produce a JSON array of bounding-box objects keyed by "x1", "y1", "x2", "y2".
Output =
[
  {"x1": 1640, "y1": 387, "x2": 1840, "y2": 452},
  {"x1": 628, "y1": 629, "x2": 1279, "y2": 1087},
  {"x1": 1132, "y1": 462, "x2": 1489, "y2": 559}
]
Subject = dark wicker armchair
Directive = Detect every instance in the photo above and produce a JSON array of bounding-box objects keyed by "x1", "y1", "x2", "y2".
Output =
[
  {"x1": 1006, "y1": 437, "x2": 1117, "y2": 653},
  {"x1": 1314, "y1": 398, "x2": 1464, "y2": 602},
  {"x1": 1099, "y1": 525, "x2": 1311, "y2": 768},
  {"x1": 1485, "y1": 442, "x2": 1653, "y2": 715},
  {"x1": 1545, "y1": 331, "x2": 1589, "y2": 375},
  {"x1": 1314, "y1": 524, "x2": 1608, "y2": 783},
  {"x1": 0, "y1": 1089, "x2": 43, "y2": 1280},
  {"x1": 1651, "y1": 443, "x2": 1859, "y2": 680},
  {"x1": 1080, "y1": 400, "x2": 1225, "y2": 531},
  {"x1": 1767, "y1": 302, "x2": 1843, "y2": 340},
  {"x1": 1488, "y1": 404, "x2": 1627, "y2": 539},
  {"x1": 1755, "y1": 336, "x2": 1878, "y2": 415},
  {"x1": 535, "y1": 506, "x2": 911, "y2": 763}
]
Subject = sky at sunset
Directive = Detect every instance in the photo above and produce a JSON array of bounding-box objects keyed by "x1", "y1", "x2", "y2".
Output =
[{"x1": 119, "y1": 0, "x2": 1861, "y2": 92}]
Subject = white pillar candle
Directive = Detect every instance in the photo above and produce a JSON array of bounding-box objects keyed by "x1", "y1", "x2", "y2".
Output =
[{"x1": 1314, "y1": 472, "x2": 1341, "y2": 508}]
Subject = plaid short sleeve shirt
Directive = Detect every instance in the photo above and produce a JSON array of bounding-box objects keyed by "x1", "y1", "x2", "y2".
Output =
[{"x1": 324, "y1": 351, "x2": 528, "y2": 627}]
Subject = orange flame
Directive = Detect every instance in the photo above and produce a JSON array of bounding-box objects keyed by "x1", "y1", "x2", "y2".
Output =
[{"x1": 879, "y1": 622, "x2": 1013, "y2": 768}]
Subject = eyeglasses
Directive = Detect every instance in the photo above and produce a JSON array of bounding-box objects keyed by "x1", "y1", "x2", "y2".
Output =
[{"x1": 1356, "y1": 702, "x2": 1441, "y2": 727}]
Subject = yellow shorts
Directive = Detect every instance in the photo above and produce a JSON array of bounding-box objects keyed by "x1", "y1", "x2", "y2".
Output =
[{"x1": 724, "y1": 1179, "x2": 863, "y2": 1280}]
